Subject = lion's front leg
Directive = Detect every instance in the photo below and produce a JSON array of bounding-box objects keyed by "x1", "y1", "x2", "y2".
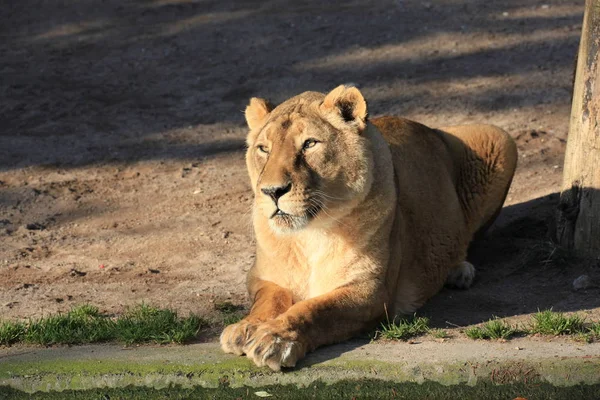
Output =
[
  {"x1": 242, "y1": 284, "x2": 386, "y2": 371},
  {"x1": 220, "y1": 280, "x2": 293, "y2": 356}
]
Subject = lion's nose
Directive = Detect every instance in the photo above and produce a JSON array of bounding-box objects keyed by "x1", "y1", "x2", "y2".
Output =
[{"x1": 261, "y1": 182, "x2": 292, "y2": 203}]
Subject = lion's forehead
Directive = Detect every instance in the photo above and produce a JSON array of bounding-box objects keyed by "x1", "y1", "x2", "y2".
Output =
[{"x1": 262, "y1": 113, "x2": 331, "y2": 143}]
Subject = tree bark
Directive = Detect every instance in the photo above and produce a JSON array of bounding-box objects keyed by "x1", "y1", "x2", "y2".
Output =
[{"x1": 557, "y1": 0, "x2": 600, "y2": 256}]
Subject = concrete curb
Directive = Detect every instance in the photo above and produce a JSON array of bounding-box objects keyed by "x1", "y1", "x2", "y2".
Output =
[{"x1": 1, "y1": 339, "x2": 600, "y2": 394}]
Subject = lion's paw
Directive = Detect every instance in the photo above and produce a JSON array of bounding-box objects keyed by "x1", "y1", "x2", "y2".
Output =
[
  {"x1": 220, "y1": 320, "x2": 258, "y2": 356},
  {"x1": 446, "y1": 261, "x2": 476, "y2": 289},
  {"x1": 242, "y1": 321, "x2": 306, "y2": 371}
]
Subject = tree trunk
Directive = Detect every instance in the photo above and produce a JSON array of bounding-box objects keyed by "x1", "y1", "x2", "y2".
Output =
[{"x1": 557, "y1": 0, "x2": 600, "y2": 256}]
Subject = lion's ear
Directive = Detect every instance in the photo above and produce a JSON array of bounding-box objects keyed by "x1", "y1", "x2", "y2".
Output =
[
  {"x1": 320, "y1": 85, "x2": 368, "y2": 131},
  {"x1": 245, "y1": 97, "x2": 273, "y2": 131}
]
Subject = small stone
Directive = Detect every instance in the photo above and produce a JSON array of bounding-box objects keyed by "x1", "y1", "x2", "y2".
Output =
[
  {"x1": 26, "y1": 222, "x2": 45, "y2": 231},
  {"x1": 502, "y1": 11, "x2": 509, "y2": 16},
  {"x1": 223, "y1": 231, "x2": 231, "y2": 239},
  {"x1": 181, "y1": 167, "x2": 192, "y2": 178},
  {"x1": 148, "y1": 268, "x2": 160, "y2": 274},
  {"x1": 15, "y1": 283, "x2": 35, "y2": 290},
  {"x1": 573, "y1": 275, "x2": 594, "y2": 291},
  {"x1": 515, "y1": 346, "x2": 523, "y2": 350}
]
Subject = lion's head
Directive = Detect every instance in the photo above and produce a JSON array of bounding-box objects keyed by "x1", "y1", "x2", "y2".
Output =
[{"x1": 244, "y1": 85, "x2": 375, "y2": 234}]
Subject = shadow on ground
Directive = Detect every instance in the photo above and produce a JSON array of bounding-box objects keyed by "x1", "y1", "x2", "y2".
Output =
[
  {"x1": 1, "y1": 0, "x2": 582, "y2": 169},
  {"x1": 421, "y1": 191, "x2": 600, "y2": 327}
]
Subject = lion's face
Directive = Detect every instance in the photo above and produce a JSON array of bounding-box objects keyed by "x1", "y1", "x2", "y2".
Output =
[{"x1": 244, "y1": 86, "x2": 374, "y2": 234}]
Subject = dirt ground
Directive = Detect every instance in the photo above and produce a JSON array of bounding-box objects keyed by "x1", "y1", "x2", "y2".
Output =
[{"x1": 1, "y1": 0, "x2": 598, "y2": 331}]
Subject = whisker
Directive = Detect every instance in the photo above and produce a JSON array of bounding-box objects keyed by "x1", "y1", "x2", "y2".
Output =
[
  {"x1": 311, "y1": 190, "x2": 348, "y2": 201},
  {"x1": 307, "y1": 197, "x2": 352, "y2": 229}
]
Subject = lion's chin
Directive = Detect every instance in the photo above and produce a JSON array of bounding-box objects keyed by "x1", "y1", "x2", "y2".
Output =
[
  {"x1": 261, "y1": 203, "x2": 322, "y2": 235},
  {"x1": 268, "y1": 213, "x2": 310, "y2": 235}
]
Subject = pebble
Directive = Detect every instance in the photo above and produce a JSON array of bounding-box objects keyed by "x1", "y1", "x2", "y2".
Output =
[
  {"x1": 70, "y1": 269, "x2": 87, "y2": 277},
  {"x1": 573, "y1": 274, "x2": 593, "y2": 291},
  {"x1": 26, "y1": 222, "x2": 45, "y2": 231}
]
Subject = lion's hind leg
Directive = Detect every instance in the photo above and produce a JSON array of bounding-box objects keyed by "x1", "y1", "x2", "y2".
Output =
[{"x1": 440, "y1": 125, "x2": 518, "y2": 238}]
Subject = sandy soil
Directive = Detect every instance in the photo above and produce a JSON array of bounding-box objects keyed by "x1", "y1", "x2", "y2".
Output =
[{"x1": 1, "y1": 0, "x2": 598, "y2": 331}]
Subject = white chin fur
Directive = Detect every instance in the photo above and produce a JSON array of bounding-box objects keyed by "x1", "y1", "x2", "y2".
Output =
[{"x1": 268, "y1": 215, "x2": 309, "y2": 234}]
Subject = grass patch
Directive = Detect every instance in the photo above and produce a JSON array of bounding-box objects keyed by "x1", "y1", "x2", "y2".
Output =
[
  {"x1": 464, "y1": 318, "x2": 517, "y2": 340},
  {"x1": 0, "y1": 320, "x2": 26, "y2": 346},
  {"x1": 530, "y1": 310, "x2": 586, "y2": 335},
  {"x1": 0, "y1": 304, "x2": 207, "y2": 346},
  {"x1": 577, "y1": 322, "x2": 600, "y2": 343},
  {"x1": 588, "y1": 322, "x2": 600, "y2": 337},
  {"x1": 376, "y1": 315, "x2": 430, "y2": 341},
  {"x1": 430, "y1": 329, "x2": 449, "y2": 339},
  {"x1": 214, "y1": 301, "x2": 245, "y2": 325},
  {"x1": 23, "y1": 304, "x2": 115, "y2": 345},
  {"x1": 464, "y1": 326, "x2": 486, "y2": 340},
  {"x1": 115, "y1": 305, "x2": 205, "y2": 344}
]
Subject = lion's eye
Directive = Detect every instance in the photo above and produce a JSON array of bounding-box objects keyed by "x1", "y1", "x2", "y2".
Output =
[
  {"x1": 257, "y1": 145, "x2": 269, "y2": 154},
  {"x1": 302, "y1": 139, "x2": 319, "y2": 150}
]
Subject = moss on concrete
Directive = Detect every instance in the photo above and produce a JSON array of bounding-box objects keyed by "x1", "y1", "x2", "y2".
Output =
[
  {"x1": 2, "y1": 354, "x2": 599, "y2": 394},
  {"x1": 2, "y1": 342, "x2": 599, "y2": 394},
  {"x1": 2, "y1": 380, "x2": 600, "y2": 400}
]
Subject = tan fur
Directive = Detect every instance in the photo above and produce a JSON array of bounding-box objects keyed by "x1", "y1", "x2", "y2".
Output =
[{"x1": 221, "y1": 85, "x2": 517, "y2": 371}]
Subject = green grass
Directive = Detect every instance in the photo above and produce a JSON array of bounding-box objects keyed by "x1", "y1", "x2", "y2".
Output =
[
  {"x1": 22, "y1": 304, "x2": 115, "y2": 345},
  {"x1": 464, "y1": 311, "x2": 598, "y2": 341},
  {"x1": 588, "y1": 322, "x2": 600, "y2": 337},
  {"x1": 577, "y1": 322, "x2": 600, "y2": 343},
  {"x1": 430, "y1": 329, "x2": 449, "y2": 339},
  {"x1": 0, "y1": 320, "x2": 26, "y2": 345},
  {"x1": 214, "y1": 301, "x2": 245, "y2": 325},
  {"x1": 376, "y1": 315, "x2": 430, "y2": 341},
  {"x1": 464, "y1": 318, "x2": 517, "y2": 340},
  {"x1": 0, "y1": 304, "x2": 207, "y2": 346},
  {"x1": 115, "y1": 305, "x2": 206, "y2": 344},
  {"x1": 464, "y1": 326, "x2": 485, "y2": 340},
  {"x1": 530, "y1": 310, "x2": 586, "y2": 335}
]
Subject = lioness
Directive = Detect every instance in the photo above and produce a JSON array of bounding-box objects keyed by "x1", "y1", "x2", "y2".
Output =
[{"x1": 221, "y1": 85, "x2": 517, "y2": 371}]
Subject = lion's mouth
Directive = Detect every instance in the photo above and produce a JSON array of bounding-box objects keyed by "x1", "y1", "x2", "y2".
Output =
[
  {"x1": 270, "y1": 208, "x2": 289, "y2": 218},
  {"x1": 267, "y1": 203, "x2": 322, "y2": 233},
  {"x1": 269, "y1": 203, "x2": 321, "y2": 220}
]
